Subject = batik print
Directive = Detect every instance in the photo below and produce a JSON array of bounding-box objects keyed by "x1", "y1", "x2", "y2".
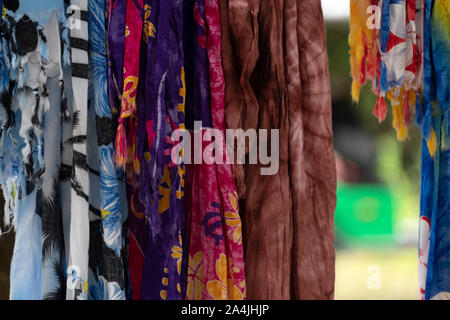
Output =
[
  {"x1": 349, "y1": 0, "x2": 426, "y2": 133},
  {"x1": 126, "y1": 163, "x2": 148, "y2": 300},
  {"x1": 117, "y1": 0, "x2": 147, "y2": 301},
  {"x1": 87, "y1": 0, "x2": 126, "y2": 300},
  {"x1": 138, "y1": 0, "x2": 188, "y2": 300},
  {"x1": 183, "y1": 0, "x2": 245, "y2": 300},
  {"x1": 126, "y1": 0, "x2": 152, "y2": 299},
  {"x1": 137, "y1": 0, "x2": 170, "y2": 232},
  {"x1": 203, "y1": 0, "x2": 246, "y2": 299},
  {"x1": 115, "y1": 0, "x2": 143, "y2": 168}
]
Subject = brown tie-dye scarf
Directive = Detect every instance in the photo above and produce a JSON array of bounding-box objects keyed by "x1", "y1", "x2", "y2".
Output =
[{"x1": 219, "y1": 0, "x2": 337, "y2": 300}]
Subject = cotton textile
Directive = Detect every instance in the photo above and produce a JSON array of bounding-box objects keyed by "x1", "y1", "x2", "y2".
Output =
[
  {"x1": 220, "y1": 0, "x2": 336, "y2": 299},
  {"x1": 1, "y1": 0, "x2": 340, "y2": 301},
  {"x1": 0, "y1": 0, "x2": 128, "y2": 300}
]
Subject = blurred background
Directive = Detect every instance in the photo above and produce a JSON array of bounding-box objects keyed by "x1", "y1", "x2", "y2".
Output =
[
  {"x1": 0, "y1": 0, "x2": 421, "y2": 301},
  {"x1": 323, "y1": 0, "x2": 420, "y2": 300}
]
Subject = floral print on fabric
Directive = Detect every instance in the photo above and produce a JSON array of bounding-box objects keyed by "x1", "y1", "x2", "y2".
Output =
[
  {"x1": 184, "y1": 0, "x2": 246, "y2": 300},
  {"x1": 0, "y1": 0, "x2": 69, "y2": 300},
  {"x1": 139, "y1": 0, "x2": 188, "y2": 300},
  {"x1": 87, "y1": 0, "x2": 126, "y2": 300}
]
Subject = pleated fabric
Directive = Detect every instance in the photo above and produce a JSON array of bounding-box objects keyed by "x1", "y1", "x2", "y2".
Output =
[
  {"x1": 1, "y1": 0, "x2": 69, "y2": 300},
  {"x1": 418, "y1": 0, "x2": 449, "y2": 300},
  {"x1": 138, "y1": 0, "x2": 188, "y2": 301},
  {"x1": 0, "y1": 0, "x2": 129, "y2": 300},
  {"x1": 1, "y1": 0, "x2": 339, "y2": 301},
  {"x1": 61, "y1": 0, "x2": 90, "y2": 300},
  {"x1": 183, "y1": 0, "x2": 246, "y2": 300},
  {"x1": 219, "y1": 0, "x2": 336, "y2": 299},
  {"x1": 87, "y1": 0, "x2": 127, "y2": 300}
]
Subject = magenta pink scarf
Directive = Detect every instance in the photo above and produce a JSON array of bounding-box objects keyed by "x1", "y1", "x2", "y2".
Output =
[{"x1": 185, "y1": 0, "x2": 246, "y2": 300}]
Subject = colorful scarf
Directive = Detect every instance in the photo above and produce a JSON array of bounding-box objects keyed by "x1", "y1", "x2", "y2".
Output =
[
  {"x1": 183, "y1": 0, "x2": 246, "y2": 300},
  {"x1": 115, "y1": 0, "x2": 143, "y2": 168},
  {"x1": 349, "y1": 0, "x2": 450, "y2": 300},
  {"x1": 128, "y1": 0, "x2": 187, "y2": 300},
  {"x1": 87, "y1": 0, "x2": 127, "y2": 300},
  {"x1": 1, "y1": 0, "x2": 130, "y2": 301},
  {"x1": 119, "y1": 0, "x2": 147, "y2": 301},
  {"x1": 0, "y1": 0, "x2": 69, "y2": 300},
  {"x1": 417, "y1": 0, "x2": 449, "y2": 300}
]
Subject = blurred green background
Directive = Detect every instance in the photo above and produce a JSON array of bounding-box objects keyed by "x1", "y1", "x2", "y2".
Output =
[{"x1": 326, "y1": 19, "x2": 421, "y2": 300}]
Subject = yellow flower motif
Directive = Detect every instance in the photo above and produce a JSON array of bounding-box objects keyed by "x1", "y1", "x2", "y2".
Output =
[
  {"x1": 178, "y1": 67, "x2": 186, "y2": 113},
  {"x1": 206, "y1": 254, "x2": 228, "y2": 300},
  {"x1": 207, "y1": 255, "x2": 245, "y2": 300},
  {"x1": 171, "y1": 232, "x2": 183, "y2": 274},
  {"x1": 227, "y1": 257, "x2": 245, "y2": 300},
  {"x1": 186, "y1": 251, "x2": 204, "y2": 300},
  {"x1": 82, "y1": 280, "x2": 88, "y2": 294},
  {"x1": 121, "y1": 76, "x2": 138, "y2": 115},
  {"x1": 125, "y1": 24, "x2": 130, "y2": 37},
  {"x1": 224, "y1": 193, "x2": 243, "y2": 245},
  {"x1": 227, "y1": 279, "x2": 244, "y2": 300},
  {"x1": 143, "y1": 5, "x2": 156, "y2": 43},
  {"x1": 101, "y1": 209, "x2": 111, "y2": 220},
  {"x1": 160, "y1": 290, "x2": 167, "y2": 300}
]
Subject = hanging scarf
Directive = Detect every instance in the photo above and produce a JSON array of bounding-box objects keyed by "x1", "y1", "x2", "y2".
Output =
[
  {"x1": 349, "y1": 0, "x2": 373, "y2": 103},
  {"x1": 134, "y1": 0, "x2": 187, "y2": 300},
  {"x1": 412, "y1": 0, "x2": 424, "y2": 126},
  {"x1": 106, "y1": 0, "x2": 126, "y2": 117},
  {"x1": 349, "y1": 0, "x2": 450, "y2": 300},
  {"x1": 115, "y1": 0, "x2": 143, "y2": 168},
  {"x1": 119, "y1": 0, "x2": 148, "y2": 301},
  {"x1": 63, "y1": 0, "x2": 90, "y2": 300},
  {"x1": 203, "y1": 0, "x2": 246, "y2": 299},
  {"x1": 219, "y1": 0, "x2": 336, "y2": 299},
  {"x1": 183, "y1": 0, "x2": 245, "y2": 300},
  {"x1": 87, "y1": 0, "x2": 127, "y2": 300},
  {"x1": 404, "y1": 0, "x2": 417, "y2": 90},
  {"x1": 0, "y1": 0, "x2": 69, "y2": 300},
  {"x1": 418, "y1": 0, "x2": 450, "y2": 300},
  {"x1": 137, "y1": 0, "x2": 167, "y2": 232}
]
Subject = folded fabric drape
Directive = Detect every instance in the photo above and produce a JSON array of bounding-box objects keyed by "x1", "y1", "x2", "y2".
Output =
[
  {"x1": 183, "y1": 0, "x2": 246, "y2": 300},
  {"x1": 87, "y1": 0, "x2": 127, "y2": 300},
  {"x1": 0, "y1": 0, "x2": 339, "y2": 300},
  {"x1": 220, "y1": 0, "x2": 336, "y2": 299},
  {"x1": 349, "y1": 0, "x2": 449, "y2": 300}
]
